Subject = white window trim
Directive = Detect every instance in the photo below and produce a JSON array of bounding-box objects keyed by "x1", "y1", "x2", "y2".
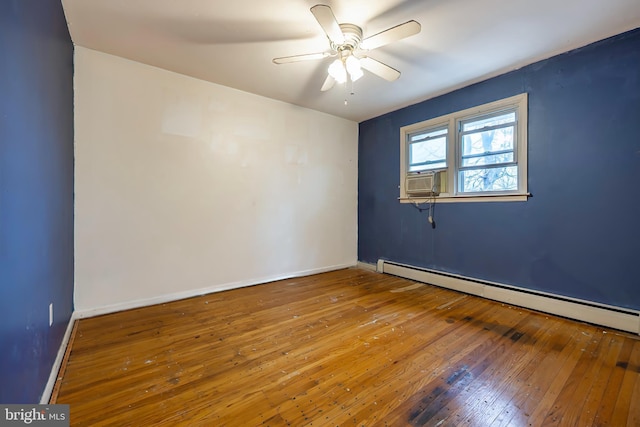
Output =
[{"x1": 399, "y1": 93, "x2": 529, "y2": 203}]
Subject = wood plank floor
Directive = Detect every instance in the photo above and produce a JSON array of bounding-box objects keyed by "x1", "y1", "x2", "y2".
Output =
[{"x1": 54, "y1": 268, "x2": 640, "y2": 426}]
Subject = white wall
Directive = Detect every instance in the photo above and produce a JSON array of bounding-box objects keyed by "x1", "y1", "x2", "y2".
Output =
[{"x1": 74, "y1": 47, "x2": 358, "y2": 313}]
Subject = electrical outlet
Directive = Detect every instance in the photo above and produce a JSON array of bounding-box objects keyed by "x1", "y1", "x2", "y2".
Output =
[{"x1": 49, "y1": 303, "x2": 53, "y2": 327}]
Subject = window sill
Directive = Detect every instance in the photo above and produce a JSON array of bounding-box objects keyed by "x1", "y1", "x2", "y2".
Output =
[{"x1": 399, "y1": 193, "x2": 530, "y2": 203}]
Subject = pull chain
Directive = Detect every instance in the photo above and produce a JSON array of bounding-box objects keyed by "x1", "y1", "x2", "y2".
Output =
[{"x1": 344, "y1": 78, "x2": 356, "y2": 106}]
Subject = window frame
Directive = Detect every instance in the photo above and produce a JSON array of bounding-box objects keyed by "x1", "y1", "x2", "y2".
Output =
[{"x1": 399, "y1": 93, "x2": 528, "y2": 203}]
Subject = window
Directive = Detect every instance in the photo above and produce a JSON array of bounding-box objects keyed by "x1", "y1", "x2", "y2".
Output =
[
  {"x1": 408, "y1": 127, "x2": 447, "y2": 172},
  {"x1": 399, "y1": 93, "x2": 528, "y2": 202},
  {"x1": 458, "y1": 110, "x2": 517, "y2": 193}
]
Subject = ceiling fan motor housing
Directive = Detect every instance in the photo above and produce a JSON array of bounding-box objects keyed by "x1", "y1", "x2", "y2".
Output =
[{"x1": 332, "y1": 23, "x2": 363, "y2": 53}]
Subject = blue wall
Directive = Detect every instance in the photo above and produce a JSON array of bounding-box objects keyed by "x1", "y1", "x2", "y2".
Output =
[
  {"x1": 359, "y1": 28, "x2": 640, "y2": 310},
  {"x1": 0, "y1": 0, "x2": 74, "y2": 403}
]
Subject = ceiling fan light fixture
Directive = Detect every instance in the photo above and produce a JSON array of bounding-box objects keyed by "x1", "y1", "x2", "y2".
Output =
[
  {"x1": 328, "y1": 58, "x2": 347, "y2": 84},
  {"x1": 345, "y1": 55, "x2": 363, "y2": 81}
]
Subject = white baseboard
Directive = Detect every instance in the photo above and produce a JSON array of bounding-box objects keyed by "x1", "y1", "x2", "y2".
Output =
[
  {"x1": 378, "y1": 259, "x2": 640, "y2": 335},
  {"x1": 356, "y1": 261, "x2": 377, "y2": 272},
  {"x1": 40, "y1": 312, "x2": 77, "y2": 404},
  {"x1": 74, "y1": 262, "x2": 357, "y2": 319}
]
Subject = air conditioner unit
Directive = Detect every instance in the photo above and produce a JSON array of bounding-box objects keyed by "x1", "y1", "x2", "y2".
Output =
[{"x1": 406, "y1": 172, "x2": 441, "y2": 197}]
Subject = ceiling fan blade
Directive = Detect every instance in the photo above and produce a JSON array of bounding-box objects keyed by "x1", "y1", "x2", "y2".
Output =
[
  {"x1": 359, "y1": 57, "x2": 401, "y2": 81},
  {"x1": 310, "y1": 4, "x2": 345, "y2": 45},
  {"x1": 321, "y1": 74, "x2": 336, "y2": 92},
  {"x1": 273, "y1": 52, "x2": 331, "y2": 64},
  {"x1": 360, "y1": 20, "x2": 421, "y2": 50}
]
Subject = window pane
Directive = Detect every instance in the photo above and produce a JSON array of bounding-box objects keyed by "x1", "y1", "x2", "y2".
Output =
[
  {"x1": 409, "y1": 135, "x2": 446, "y2": 171},
  {"x1": 462, "y1": 112, "x2": 515, "y2": 132},
  {"x1": 462, "y1": 152, "x2": 513, "y2": 167},
  {"x1": 459, "y1": 166, "x2": 518, "y2": 193},
  {"x1": 461, "y1": 126, "x2": 514, "y2": 158}
]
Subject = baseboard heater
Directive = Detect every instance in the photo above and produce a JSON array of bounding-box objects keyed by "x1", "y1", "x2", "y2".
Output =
[{"x1": 376, "y1": 259, "x2": 640, "y2": 335}]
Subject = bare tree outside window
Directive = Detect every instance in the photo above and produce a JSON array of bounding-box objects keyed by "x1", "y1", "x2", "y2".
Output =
[{"x1": 459, "y1": 112, "x2": 518, "y2": 193}]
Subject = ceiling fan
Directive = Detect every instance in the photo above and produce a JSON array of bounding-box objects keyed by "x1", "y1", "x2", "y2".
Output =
[{"x1": 273, "y1": 4, "x2": 421, "y2": 92}]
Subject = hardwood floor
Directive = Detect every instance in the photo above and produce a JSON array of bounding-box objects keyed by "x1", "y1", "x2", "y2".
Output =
[{"x1": 54, "y1": 268, "x2": 640, "y2": 426}]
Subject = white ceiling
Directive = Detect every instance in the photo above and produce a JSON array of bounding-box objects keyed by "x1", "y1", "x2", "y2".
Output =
[{"x1": 61, "y1": 0, "x2": 640, "y2": 122}]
